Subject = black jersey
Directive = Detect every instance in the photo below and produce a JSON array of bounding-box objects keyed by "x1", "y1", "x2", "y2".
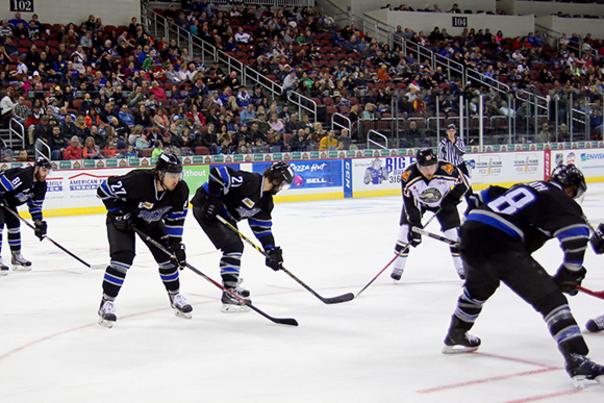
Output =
[
  {"x1": 0, "y1": 166, "x2": 47, "y2": 221},
  {"x1": 401, "y1": 161, "x2": 468, "y2": 226},
  {"x1": 466, "y1": 181, "x2": 589, "y2": 270},
  {"x1": 191, "y1": 165, "x2": 276, "y2": 249},
  {"x1": 97, "y1": 169, "x2": 189, "y2": 241}
]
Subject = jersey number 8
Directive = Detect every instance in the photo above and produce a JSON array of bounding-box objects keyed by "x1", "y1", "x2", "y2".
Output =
[{"x1": 487, "y1": 187, "x2": 535, "y2": 215}]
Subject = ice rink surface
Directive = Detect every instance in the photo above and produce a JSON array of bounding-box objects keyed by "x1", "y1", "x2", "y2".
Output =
[{"x1": 1, "y1": 185, "x2": 604, "y2": 403}]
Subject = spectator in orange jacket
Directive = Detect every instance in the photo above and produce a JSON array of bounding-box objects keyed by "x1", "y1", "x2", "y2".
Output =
[{"x1": 63, "y1": 136, "x2": 83, "y2": 160}]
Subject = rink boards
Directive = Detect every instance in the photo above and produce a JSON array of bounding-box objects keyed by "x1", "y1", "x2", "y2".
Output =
[{"x1": 17, "y1": 147, "x2": 604, "y2": 217}]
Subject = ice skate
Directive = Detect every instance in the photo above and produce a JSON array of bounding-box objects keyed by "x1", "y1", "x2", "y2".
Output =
[
  {"x1": 0, "y1": 259, "x2": 9, "y2": 276},
  {"x1": 98, "y1": 298, "x2": 117, "y2": 328},
  {"x1": 390, "y1": 267, "x2": 404, "y2": 281},
  {"x1": 565, "y1": 353, "x2": 604, "y2": 388},
  {"x1": 11, "y1": 252, "x2": 32, "y2": 272},
  {"x1": 586, "y1": 315, "x2": 604, "y2": 333},
  {"x1": 221, "y1": 287, "x2": 251, "y2": 313},
  {"x1": 442, "y1": 330, "x2": 481, "y2": 354},
  {"x1": 170, "y1": 293, "x2": 193, "y2": 319}
]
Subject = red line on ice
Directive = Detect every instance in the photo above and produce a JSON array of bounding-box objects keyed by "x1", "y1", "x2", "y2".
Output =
[
  {"x1": 504, "y1": 388, "x2": 581, "y2": 402},
  {"x1": 416, "y1": 367, "x2": 561, "y2": 394}
]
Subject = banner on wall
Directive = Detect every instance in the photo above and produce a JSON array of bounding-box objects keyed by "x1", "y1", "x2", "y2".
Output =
[
  {"x1": 252, "y1": 160, "x2": 342, "y2": 189},
  {"x1": 550, "y1": 149, "x2": 604, "y2": 178},
  {"x1": 351, "y1": 156, "x2": 415, "y2": 195},
  {"x1": 465, "y1": 151, "x2": 543, "y2": 185},
  {"x1": 183, "y1": 165, "x2": 209, "y2": 191}
]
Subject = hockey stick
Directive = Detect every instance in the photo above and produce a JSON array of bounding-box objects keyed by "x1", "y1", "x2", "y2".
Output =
[
  {"x1": 356, "y1": 211, "x2": 441, "y2": 298},
  {"x1": 216, "y1": 215, "x2": 354, "y2": 304},
  {"x1": 411, "y1": 227, "x2": 459, "y2": 246},
  {"x1": 2, "y1": 205, "x2": 106, "y2": 270},
  {"x1": 576, "y1": 286, "x2": 604, "y2": 299},
  {"x1": 132, "y1": 226, "x2": 298, "y2": 326}
]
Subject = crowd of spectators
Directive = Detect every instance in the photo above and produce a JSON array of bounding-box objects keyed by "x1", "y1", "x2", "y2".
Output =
[
  {"x1": 0, "y1": 10, "x2": 355, "y2": 163},
  {"x1": 166, "y1": 1, "x2": 604, "y2": 144}
]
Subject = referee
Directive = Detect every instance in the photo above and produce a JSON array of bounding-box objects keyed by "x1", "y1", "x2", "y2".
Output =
[{"x1": 439, "y1": 123, "x2": 472, "y2": 199}]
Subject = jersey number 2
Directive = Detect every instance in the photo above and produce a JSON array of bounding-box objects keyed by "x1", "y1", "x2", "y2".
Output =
[{"x1": 487, "y1": 187, "x2": 535, "y2": 215}]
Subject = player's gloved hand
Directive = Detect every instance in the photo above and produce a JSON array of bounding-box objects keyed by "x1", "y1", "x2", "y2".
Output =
[
  {"x1": 202, "y1": 195, "x2": 223, "y2": 223},
  {"x1": 33, "y1": 220, "x2": 47, "y2": 241},
  {"x1": 590, "y1": 223, "x2": 604, "y2": 254},
  {"x1": 109, "y1": 210, "x2": 133, "y2": 232},
  {"x1": 408, "y1": 226, "x2": 422, "y2": 247},
  {"x1": 265, "y1": 246, "x2": 284, "y2": 271},
  {"x1": 170, "y1": 240, "x2": 186, "y2": 269},
  {"x1": 553, "y1": 265, "x2": 587, "y2": 296}
]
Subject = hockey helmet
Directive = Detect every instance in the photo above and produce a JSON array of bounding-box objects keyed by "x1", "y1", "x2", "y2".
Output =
[
  {"x1": 155, "y1": 152, "x2": 183, "y2": 174},
  {"x1": 34, "y1": 156, "x2": 52, "y2": 170},
  {"x1": 416, "y1": 148, "x2": 438, "y2": 166},
  {"x1": 264, "y1": 161, "x2": 294, "y2": 185},
  {"x1": 549, "y1": 164, "x2": 586, "y2": 200}
]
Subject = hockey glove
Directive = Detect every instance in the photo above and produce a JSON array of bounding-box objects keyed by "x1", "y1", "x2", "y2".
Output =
[
  {"x1": 590, "y1": 223, "x2": 604, "y2": 254},
  {"x1": 109, "y1": 210, "x2": 133, "y2": 232},
  {"x1": 170, "y1": 241, "x2": 187, "y2": 269},
  {"x1": 408, "y1": 226, "x2": 422, "y2": 248},
  {"x1": 265, "y1": 246, "x2": 284, "y2": 271},
  {"x1": 34, "y1": 220, "x2": 47, "y2": 241},
  {"x1": 553, "y1": 265, "x2": 587, "y2": 296},
  {"x1": 202, "y1": 195, "x2": 223, "y2": 223}
]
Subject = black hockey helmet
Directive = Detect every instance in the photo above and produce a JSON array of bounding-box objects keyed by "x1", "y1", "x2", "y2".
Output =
[
  {"x1": 416, "y1": 148, "x2": 438, "y2": 166},
  {"x1": 155, "y1": 152, "x2": 182, "y2": 174},
  {"x1": 264, "y1": 161, "x2": 294, "y2": 185},
  {"x1": 34, "y1": 156, "x2": 52, "y2": 170},
  {"x1": 549, "y1": 164, "x2": 586, "y2": 200}
]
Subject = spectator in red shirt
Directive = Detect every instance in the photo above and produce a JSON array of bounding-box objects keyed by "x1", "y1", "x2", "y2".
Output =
[{"x1": 63, "y1": 136, "x2": 83, "y2": 160}]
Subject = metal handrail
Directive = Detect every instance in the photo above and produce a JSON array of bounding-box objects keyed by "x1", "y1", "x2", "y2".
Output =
[
  {"x1": 331, "y1": 112, "x2": 351, "y2": 132},
  {"x1": 8, "y1": 117, "x2": 25, "y2": 149},
  {"x1": 367, "y1": 129, "x2": 388, "y2": 149},
  {"x1": 35, "y1": 138, "x2": 51, "y2": 161},
  {"x1": 142, "y1": 2, "x2": 316, "y2": 120}
]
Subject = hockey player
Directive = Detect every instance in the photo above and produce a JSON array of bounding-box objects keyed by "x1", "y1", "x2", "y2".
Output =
[
  {"x1": 0, "y1": 157, "x2": 50, "y2": 275},
  {"x1": 443, "y1": 164, "x2": 604, "y2": 386},
  {"x1": 191, "y1": 161, "x2": 294, "y2": 312},
  {"x1": 96, "y1": 153, "x2": 192, "y2": 328},
  {"x1": 585, "y1": 224, "x2": 604, "y2": 332},
  {"x1": 391, "y1": 148, "x2": 468, "y2": 281}
]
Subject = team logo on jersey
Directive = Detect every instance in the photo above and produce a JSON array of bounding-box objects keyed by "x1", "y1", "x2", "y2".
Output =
[
  {"x1": 419, "y1": 187, "x2": 443, "y2": 203},
  {"x1": 401, "y1": 170, "x2": 411, "y2": 182},
  {"x1": 441, "y1": 164, "x2": 454, "y2": 174},
  {"x1": 137, "y1": 206, "x2": 172, "y2": 223},
  {"x1": 241, "y1": 198, "x2": 255, "y2": 208},
  {"x1": 138, "y1": 201, "x2": 155, "y2": 210}
]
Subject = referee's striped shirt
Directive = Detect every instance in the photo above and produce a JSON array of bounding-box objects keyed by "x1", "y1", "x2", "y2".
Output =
[{"x1": 439, "y1": 136, "x2": 465, "y2": 166}]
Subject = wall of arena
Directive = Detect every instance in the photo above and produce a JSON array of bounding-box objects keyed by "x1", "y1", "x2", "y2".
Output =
[
  {"x1": 366, "y1": 8, "x2": 535, "y2": 37},
  {"x1": 5, "y1": 147, "x2": 604, "y2": 218},
  {"x1": 498, "y1": 0, "x2": 604, "y2": 18},
  {"x1": 0, "y1": 0, "x2": 140, "y2": 26},
  {"x1": 536, "y1": 15, "x2": 604, "y2": 39},
  {"x1": 333, "y1": 0, "x2": 496, "y2": 19}
]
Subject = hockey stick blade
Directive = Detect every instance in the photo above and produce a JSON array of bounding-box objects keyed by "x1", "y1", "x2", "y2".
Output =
[
  {"x1": 320, "y1": 292, "x2": 355, "y2": 304},
  {"x1": 576, "y1": 286, "x2": 604, "y2": 299}
]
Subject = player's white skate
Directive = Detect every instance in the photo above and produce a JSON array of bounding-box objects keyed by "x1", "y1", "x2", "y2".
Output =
[
  {"x1": 586, "y1": 315, "x2": 604, "y2": 333},
  {"x1": 442, "y1": 330, "x2": 481, "y2": 354},
  {"x1": 98, "y1": 299, "x2": 117, "y2": 328},
  {"x1": 11, "y1": 252, "x2": 31, "y2": 272},
  {"x1": 0, "y1": 259, "x2": 9, "y2": 276},
  {"x1": 565, "y1": 353, "x2": 604, "y2": 388},
  {"x1": 170, "y1": 293, "x2": 193, "y2": 319},
  {"x1": 221, "y1": 288, "x2": 251, "y2": 313},
  {"x1": 390, "y1": 267, "x2": 404, "y2": 281}
]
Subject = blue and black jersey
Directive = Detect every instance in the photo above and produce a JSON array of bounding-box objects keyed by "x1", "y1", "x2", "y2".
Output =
[
  {"x1": 97, "y1": 169, "x2": 189, "y2": 242},
  {"x1": 0, "y1": 166, "x2": 47, "y2": 221},
  {"x1": 191, "y1": 166, "x2": 276, "y2": 250},
  {"x1": 466, "y1": 181, "x2": 589, "y2": 270}
]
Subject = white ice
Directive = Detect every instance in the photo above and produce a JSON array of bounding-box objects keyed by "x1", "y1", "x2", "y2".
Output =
[{"x1": 1, "y1": 185, "x2": 604, "y2": 403}]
